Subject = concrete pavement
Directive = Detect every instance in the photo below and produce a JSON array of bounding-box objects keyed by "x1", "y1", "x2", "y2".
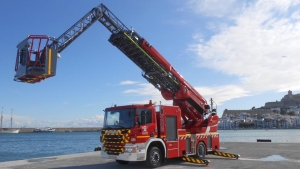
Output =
[{"x1": 1, "y1": 142, "x2": 299, "y2": 169}]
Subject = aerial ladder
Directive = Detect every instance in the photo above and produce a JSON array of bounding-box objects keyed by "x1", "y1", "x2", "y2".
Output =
[
  {"x1": 14, "y1": 3, "x2": 239, "y2": 168},
  {"x1": 14, "y1": 3, "x2": 214, "y2": 134}
]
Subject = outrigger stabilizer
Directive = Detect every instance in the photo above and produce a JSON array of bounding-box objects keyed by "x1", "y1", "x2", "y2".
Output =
[
  {"x1": 182, "y1": 157, "x2": 210, "y2": 166},
  {"x1": 208, "y1": 151, "x2": 240, "y2": 159},
  {"x1": 180, "y1": 151, "x2": 239, "y2": 166}
]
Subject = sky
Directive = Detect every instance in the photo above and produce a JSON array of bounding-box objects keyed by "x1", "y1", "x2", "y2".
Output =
[{"x1": 1, "y1": 0, "x2": 300, "y2": 128}]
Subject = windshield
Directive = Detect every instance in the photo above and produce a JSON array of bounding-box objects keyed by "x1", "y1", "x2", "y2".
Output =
[{"x1": 103, "y1": 108, "x2": 135, "y2": 129}]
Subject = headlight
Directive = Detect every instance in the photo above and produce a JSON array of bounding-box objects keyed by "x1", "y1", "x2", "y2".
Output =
[{"x1": 125, "y1": 147, "x2": 136, "y2": 153}]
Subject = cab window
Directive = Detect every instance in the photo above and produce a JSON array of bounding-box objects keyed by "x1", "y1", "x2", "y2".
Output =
[{"x1": 137, "y1": 109, "x2": 152, "y2": 125}]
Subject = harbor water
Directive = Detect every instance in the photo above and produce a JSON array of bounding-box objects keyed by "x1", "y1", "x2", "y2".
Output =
[
  {"x1": 0, "y1": 132, "x2": 100, "y2": 162},
  {"x1": 0, "y1": 129, "x2": 299, "y2": 162}
]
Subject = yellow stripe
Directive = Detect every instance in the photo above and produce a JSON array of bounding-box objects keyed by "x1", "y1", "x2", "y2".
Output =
[
  {"x1": 48, "y1": 49, "x2": 52, "y2": 74},
  {"x1": 123, "y1": 32, "x2": 179, "y2": 85}
]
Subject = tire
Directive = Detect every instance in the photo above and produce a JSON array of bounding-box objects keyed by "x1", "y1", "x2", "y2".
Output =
[
  {"x1": 196, "y1": 142, "x2": 206, "y2": 159},
  {"x1": 116, "y1": 160, "x2": 129, "y2": 165},
  {"x1": 146, "y1": 147, "x2": 162, "y2": 168}
]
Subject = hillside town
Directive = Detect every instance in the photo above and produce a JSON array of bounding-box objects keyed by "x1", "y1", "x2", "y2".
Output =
[{"x1": 219, "y1": 90, "x2": 300, "y2": 129}]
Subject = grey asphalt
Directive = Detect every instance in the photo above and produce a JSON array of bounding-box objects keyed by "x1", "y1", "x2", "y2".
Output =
[{"x1": 1, "y1": 142, "x2": 299, "y2": 169}]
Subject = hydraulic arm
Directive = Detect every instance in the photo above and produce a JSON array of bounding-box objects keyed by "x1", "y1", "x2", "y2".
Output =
[{"x1": 14, "y1": 3, "x2": 216, "y2": 133}]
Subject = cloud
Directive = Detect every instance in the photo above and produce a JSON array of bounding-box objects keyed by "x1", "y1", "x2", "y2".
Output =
[
  {"x1": 121, "y1": 81, "x2": 251, "y2": 107},
  {"x1": 2, "y1": 114, "x2": 34, "y2": 128},
  {"x1": 122, "y1": 83, "x2": 173, "y2": 105},
  {"x1": 194, "y1": 85, "x2": 250, "y2": 106},
  {"x1": 189, "y1": 0, "x2": 300, "y2": 94},
  {"x1": 186, "y1": 0, "x2": 245, "y2": 17},
  {"x1": 120, "y1": 80, "x2": 139, "y2": 85},
  {"x1": 123, "y1": 83, "x2": 160, "y2": 95},
  {"x1": 291, "y1": 11, "x2": 300, "y2": 19},
  {"x1": 66, "y1": 115, "x2": 104, "y2": 127},
  {"x1": 4, "y1": 114, "x2": 104, "y2": 128}
]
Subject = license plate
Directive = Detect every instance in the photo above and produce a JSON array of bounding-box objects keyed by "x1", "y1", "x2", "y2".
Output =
[{"x1": 109, "y1": 155, "x2": 116, "y2": 159}]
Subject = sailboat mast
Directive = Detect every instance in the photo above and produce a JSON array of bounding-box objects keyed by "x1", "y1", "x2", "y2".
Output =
[
  {"x1": 1, "y1": 107, "x2": 3, "y2": 129},
  {"x1": 11, "y1": 109, "x2": 13, "y2": 129}
]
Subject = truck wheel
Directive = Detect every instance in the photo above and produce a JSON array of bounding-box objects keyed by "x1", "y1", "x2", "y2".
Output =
[
  {"x1": 196, "y1": 142, "x2": 206, "y2": 159},
  {"x1": 116, "y1": 160, "x2": 129, "y2": 165},
  {"x1": 146, "y1": 147, "x2": 162, "y2": 168}
]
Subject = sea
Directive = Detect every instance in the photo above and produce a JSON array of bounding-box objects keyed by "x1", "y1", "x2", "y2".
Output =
[{"x1": 0, "y1": 129, "x2": 300, "y2": 163}]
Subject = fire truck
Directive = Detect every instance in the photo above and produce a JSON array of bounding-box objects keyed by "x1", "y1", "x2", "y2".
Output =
[{"x1": 14, "y1": 3, "x2": 239, "y2": 168}]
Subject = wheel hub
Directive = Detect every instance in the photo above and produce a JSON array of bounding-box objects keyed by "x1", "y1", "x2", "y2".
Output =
[{"x1": 151, "y1": 151, "x2": 160, "y2": 164}]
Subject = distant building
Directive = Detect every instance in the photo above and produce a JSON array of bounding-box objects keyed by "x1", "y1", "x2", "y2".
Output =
[
  {"x1": 222, "y1": 109, "x2": 273, "y2": 118},
  {"x1": 220, "y1": 90, "x2": 300, "y2": 129},
  {"x1": 265, "y1": 90, "x2": 300, "y2": 109}
]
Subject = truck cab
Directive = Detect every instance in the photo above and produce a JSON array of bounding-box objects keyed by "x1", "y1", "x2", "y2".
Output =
[
  {"x1": 101, "y1": 101, "x2": 189, "y2": 167},
  {"x1": 100, "y1": 101, "x2": 162, "y2": 166}
]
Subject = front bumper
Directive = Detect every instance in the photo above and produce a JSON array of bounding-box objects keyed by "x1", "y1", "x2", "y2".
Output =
[
  {"x1": 101, "y1": 151, "x2": 146, "y2": 161},
  {"x1": 100, "y1": 144, "x2": 146, "y2": 161}
]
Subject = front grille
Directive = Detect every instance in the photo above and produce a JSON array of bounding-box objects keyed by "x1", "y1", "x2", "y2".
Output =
[{"x1": 101, "y1": 129, "x2": 131, "y2": 155}]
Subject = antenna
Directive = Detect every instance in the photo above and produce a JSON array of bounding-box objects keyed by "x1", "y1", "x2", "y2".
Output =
[{"x1": 210, "y1": 98, "x2": 217, "y2": 114}]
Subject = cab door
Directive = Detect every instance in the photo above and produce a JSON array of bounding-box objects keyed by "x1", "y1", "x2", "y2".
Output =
[
  {"x1": 136, "y1": 108, "x2": 156, "y2": 141},
  {"x1": 161, "y1": 106, "x2": 181, "y2": 159},
  {"x1": 165, "y1": 115, "x2": 179, "y2": 158}
]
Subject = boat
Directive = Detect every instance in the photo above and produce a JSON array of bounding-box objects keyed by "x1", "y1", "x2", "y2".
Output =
[
  {"x1": 0, "y1": 108, "x2": 20, "y2": 134},
  {"x1": 0, "y1": 129, "x2": 20, "y2": 134},
  {"x1": 33, "y1": 127, "x2": 55, "y2": 132}
]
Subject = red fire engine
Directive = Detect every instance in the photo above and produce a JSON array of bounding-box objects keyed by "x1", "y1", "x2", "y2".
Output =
[{"x1": 14, "y1": 3, "x2": 239, "y2": 168}]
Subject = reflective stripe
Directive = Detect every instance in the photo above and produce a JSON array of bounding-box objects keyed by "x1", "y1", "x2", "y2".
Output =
[{"x1": 137, "y1": 136, "x2": 150, "y2": 138}]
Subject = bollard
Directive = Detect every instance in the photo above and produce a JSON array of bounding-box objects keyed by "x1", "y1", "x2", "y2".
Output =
[
  {"x1": 94, "y1": 146, "x2": 102, "y2": 151},
  {"x1": 257, "y1": 139, "x2": 271, "y2": 142}
]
